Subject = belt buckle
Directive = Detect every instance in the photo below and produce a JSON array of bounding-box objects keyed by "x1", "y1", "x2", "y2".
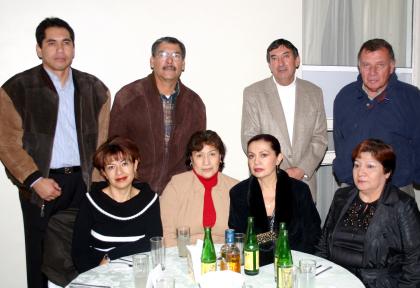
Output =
[{"x1": 64, "y1": 167, "x2": 72, "y2": 174}]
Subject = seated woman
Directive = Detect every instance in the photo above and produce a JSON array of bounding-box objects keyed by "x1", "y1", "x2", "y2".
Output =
[
  {"x1": 229, "y1": 134, "x2": 321, "y2": 265},
  {"x1": 317, "y1": 139, "x2": 420, "y2": 287},
  {"x1": 160, "y1": 130, "x2": 238, "y2": 246},
  {"x1": 72, "y1": 136, "x2": 162, "y2": 273}
]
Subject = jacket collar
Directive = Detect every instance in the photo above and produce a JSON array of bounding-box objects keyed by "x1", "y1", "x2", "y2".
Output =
[
  {"x1": 265, "y1": 77, "x2": 292, "y2": 149},
  {"x1": 378, "y1": 182, "x2": 399, "y2": 205},
  {"x1": 148, "y1": 73, "x2": 185, "y2": 97},
  {"x1": 342, "y1": 182, "x2": 397, "y2": 212},
  {"x1": 38, "y1": 65, "x2": 58, "y2": 93},
  {"x1": 356, "y1": 72, "x2": 398, "y2": 99},
  {"x1": 247, "y1": 169, "x2": 293, "y2": 233}
]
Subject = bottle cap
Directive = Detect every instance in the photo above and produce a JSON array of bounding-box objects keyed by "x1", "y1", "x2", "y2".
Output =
[{"x1": 225, "y1": 229, "x2": 235, "y2": 244}]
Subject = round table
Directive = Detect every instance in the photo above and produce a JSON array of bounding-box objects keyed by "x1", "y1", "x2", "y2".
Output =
[{"x1": 68, "y1": 247, "x2": 364, "y2": 288}]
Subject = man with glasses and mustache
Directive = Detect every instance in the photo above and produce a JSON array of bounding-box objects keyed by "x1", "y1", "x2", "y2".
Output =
[{"x1": 109, "y1": 37, "x2": 206, "y2": 195}]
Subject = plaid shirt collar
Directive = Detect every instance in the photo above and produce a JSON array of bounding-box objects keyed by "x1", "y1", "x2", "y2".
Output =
[{"x1": 160, "y1": 82, "x2": 180, "y2": 104}]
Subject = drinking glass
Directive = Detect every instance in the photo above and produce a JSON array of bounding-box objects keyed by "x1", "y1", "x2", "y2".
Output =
[
  {"x1": 297, "y1": 259, "x2": 316, "y2": 288},
  {"x1": 132, "y1": 253, "x2": 149, "y2": 288},
  {"x1": 156, "y1": 276, "x2": 175, "y2": 288},
  {"x1": 234, "y1": 232, "x2": 245, "y2": 265},
  {"x1": 177, "y1": 226, "x2": 190, "y2": 257},
  {"x1": 150, "y1": 236, "x2": 166, "y2": 270}
]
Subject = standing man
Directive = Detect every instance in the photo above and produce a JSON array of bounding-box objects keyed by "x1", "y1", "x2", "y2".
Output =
[
  {"x1": 241, "y1": 38, "x2": 327, "y2": 200},
  {"x1": 333, "y1": 38, "x2": 420, "y2": 196},
  {"x1": 0, "y1": 18, "x2": 110, "y2": 287},
  {"x1": 109, "y1": 36, "x2": 206, "y2": 195}
]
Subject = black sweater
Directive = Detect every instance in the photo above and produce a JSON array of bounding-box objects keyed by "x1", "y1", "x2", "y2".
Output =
[
  {"x1": 229, "y1": 170, "x2": 321, "y2": 266},
  {"x1": 72, "y1": 181, "x2": 162, "y2": 273}
]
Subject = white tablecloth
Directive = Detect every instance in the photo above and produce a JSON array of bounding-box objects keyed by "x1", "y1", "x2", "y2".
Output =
[{"x1": 68, "y1": 247, "x2": 364, "y2": 288}]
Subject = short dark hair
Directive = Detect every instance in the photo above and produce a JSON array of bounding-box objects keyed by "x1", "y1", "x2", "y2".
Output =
[
  {"x1": 93, "y1": 136, "x2": 140, "y2": 173},
  {"x1": 266, "y1": 38, "x2": 299, "y2": 63},
  {"x1": 351, "y1": 138, "x2": 396, "y2": 177},
  {"x1": 185, "y1": 130, "x2": 226, "y2": 171},
  {"x1": 357, "y1": 38, "x2": 395, "y2": 62},
  {"x1": 151, "y1": 36, "x2": 186, "y2": 59},
  {"x1": 36, "y1": 17, "x2": 75, "y2": 47},
  {"x1": 247, "y1": 134, "x2": 281, "y2": 156}
]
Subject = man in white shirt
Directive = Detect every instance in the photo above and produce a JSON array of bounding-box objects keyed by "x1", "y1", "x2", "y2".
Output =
[{"x1": 241, "y1": 38, "x2": 327, "y2": 200}]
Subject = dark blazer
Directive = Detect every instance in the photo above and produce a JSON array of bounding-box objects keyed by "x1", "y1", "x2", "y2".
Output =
[
  {"x1": 316, "y1": 183, "x2": 420, "y2": 288},
  {"x1": 229, "y1": 169, "x2": 321, "y2": 266}
]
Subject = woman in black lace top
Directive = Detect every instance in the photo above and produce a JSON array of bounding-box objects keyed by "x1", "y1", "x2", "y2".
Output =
[{"x1": 317, "y1": 139, "x2": 420, "y2": 287}]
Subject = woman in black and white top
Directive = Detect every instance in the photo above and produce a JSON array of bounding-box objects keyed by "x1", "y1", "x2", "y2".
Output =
[{"x1": 72, "y1": 136, "x2": 162, "y2": 273}]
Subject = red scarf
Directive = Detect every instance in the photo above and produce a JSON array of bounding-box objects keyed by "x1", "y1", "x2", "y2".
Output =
[{"x1": 193, "y1": 169, "x2": 218, "y2": 228}]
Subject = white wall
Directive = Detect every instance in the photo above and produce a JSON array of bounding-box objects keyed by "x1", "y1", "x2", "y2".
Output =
[{"x1": 0, "y1": 1, "x2": 302, "y2": 286}]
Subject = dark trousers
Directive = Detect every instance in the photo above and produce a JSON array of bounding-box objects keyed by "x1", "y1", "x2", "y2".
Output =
[{"x1": 19, "y1": 170, "x2": 86, "y2": 288}]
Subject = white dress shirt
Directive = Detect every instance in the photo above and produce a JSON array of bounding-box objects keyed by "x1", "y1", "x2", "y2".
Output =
[
  {"x1": 274, "y1": 76, "x2": 296, "y2": 145},
  {"x1": 45, "y1": 68, "x2": 81, "y2": 168}
]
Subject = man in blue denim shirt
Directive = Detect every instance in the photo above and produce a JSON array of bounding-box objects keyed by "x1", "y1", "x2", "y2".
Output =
[{"x1": 333, "y1": 38, "x2": 420, "y2": 197}]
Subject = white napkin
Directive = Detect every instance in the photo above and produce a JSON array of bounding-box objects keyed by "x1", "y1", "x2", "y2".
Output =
[
  {"x1": 186, "y1": 239, "x2": 203, "y2": 283},
  {"x1": 199, "y1": 270, "x2": 244, "y2": 288},
  {"x1": 186, "y1": 240, "x2": 241, "y2": 286},
  {"x1": 146, "y1": 264, "x2": 164, "y2": 288}
]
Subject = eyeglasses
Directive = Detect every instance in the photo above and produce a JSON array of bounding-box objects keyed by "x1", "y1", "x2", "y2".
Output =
[{"x1": 156, "y1": 51, "x2": 183, "y2": 61}]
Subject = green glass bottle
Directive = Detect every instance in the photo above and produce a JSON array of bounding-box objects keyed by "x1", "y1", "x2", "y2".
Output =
[
  {"x1": 244, "y1": 217, "x2": 259, "y2": 275},
  {"x1": 276, "y1": 222, "x2": 293, "y2": 288},
  {"x1": 201, "y1": 227, "x2": 217, "y2": 275}
]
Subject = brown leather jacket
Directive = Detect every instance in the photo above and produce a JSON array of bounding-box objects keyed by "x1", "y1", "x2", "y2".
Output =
[
  {"x1": 0, "y1": 65, "x2": 110, "y2": 205},
  {"x1": 109, "y1": 73, "x2": 206, "y2": 194}
]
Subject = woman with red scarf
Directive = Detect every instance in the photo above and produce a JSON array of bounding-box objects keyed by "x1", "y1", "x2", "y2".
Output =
[{"x1": 160, "y1": 130, "x2": 238, "y2": 247}]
